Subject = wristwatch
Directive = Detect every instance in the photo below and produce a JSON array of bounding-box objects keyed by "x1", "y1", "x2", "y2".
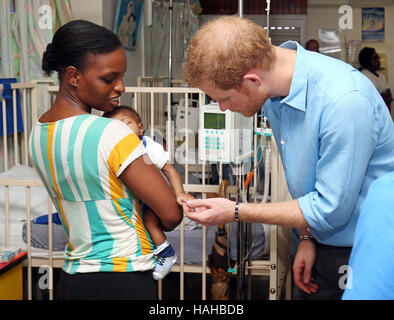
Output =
[
  {"x1": 299, "y1": 234, "x2": 314, "y2": 241},
  {"x1": 234, "y1": 201, "x2": 240, "y2": 222}
]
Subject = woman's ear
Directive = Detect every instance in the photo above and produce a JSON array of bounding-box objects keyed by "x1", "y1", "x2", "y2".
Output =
[{"x1": 64, "y1": 66, "x2": 79, "y2": 88}]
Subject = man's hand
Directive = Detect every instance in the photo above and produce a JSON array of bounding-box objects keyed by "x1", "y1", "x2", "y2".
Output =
[
  {"x1": 182, "y1": 198, "x2": 235, "y2": 226},
  {"x1": 293, "y1": 239, "x2": 319, "y2": 294}
]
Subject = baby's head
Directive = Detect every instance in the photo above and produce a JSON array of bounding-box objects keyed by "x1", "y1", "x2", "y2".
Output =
[{"x1": 103, "y1": 106, "x2": 144, "y2": 138}]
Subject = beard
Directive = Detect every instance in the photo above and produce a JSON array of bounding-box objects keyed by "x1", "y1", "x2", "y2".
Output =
[{"x1": 236, "y1": 85, "x2": 269, "y2": 117}]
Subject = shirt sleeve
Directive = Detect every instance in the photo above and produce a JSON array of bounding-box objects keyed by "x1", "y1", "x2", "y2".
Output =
[
  {"x1": 143, "y1": 136, "x2": 169, "y2": 170},
  {"x1": 103, "y1": 120, "x2": 146, "y2": 178},
  {"x1": 297, "y1": 91, "x2": 379, "y2": 232}
]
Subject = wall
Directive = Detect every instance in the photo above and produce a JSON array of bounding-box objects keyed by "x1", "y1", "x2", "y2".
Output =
[
  {"x1": 307, "y1": 0, "x2": 394, "y2": 114},
  {"x1": 69, "y1": 0, "x2": 143, "y2": 86},
  {"x1": 67, "y1": 0, "x2": 394, "y2": 111},
  {"x1": 69, "y1": 0, "x2": 103, "y2": 24}
]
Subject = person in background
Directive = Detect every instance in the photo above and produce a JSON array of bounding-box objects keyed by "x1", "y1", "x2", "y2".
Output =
[
  {"x1": 181, "y1": 16, "x2": 394, "y2": 300},
  {"x1": 359, "y1": 47, "x2": 392, "y2": 116},
  {"x1": 305, "y1": 39, "x2": 320, "y2": 53},
  {"x1": 342, "y1": 171, "x2": 394, "y2": 300},
  {"x1": 103, "y1": 106, "x2": 194, "y2": 280},
  {"x1": 30, "y1": 20, "x2": 182, "y2": 300}
]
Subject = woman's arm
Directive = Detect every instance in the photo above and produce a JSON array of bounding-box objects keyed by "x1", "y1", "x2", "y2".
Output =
[{"x1": 119, "y1": 156, "x2": 182, "y2": 231}]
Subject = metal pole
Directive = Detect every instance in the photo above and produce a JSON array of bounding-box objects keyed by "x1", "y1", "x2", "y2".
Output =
[
  {"x1": 266, "y1": 0, "x2": 271, "y2": 39},
  {"x1": 236, "y1": 0, "x2": 247, "y2": 300},
  {"x1": 168, "y1": 0, "x2": 173, "y2": 87},
  {"x1": 236, "y1": 163, "x2": 244, "y2": 300}
]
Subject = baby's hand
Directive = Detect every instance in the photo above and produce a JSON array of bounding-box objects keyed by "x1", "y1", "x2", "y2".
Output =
[{"x1": 176, "y1": 192, "x2": 194, "y2": 206}]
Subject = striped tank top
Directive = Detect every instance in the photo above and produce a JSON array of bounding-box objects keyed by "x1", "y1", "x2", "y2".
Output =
[{"x1": 28, "y1": 114, "x2": 155, "y2": 274}]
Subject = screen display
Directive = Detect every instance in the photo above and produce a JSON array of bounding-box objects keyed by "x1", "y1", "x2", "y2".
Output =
[{"x1": 204, "y1": 113, "x2": 226, "y2": 130}]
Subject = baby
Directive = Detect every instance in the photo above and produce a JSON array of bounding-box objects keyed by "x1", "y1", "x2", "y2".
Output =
[{"x1": 103, "y1": 106, "x2": 194, "y2": 280}]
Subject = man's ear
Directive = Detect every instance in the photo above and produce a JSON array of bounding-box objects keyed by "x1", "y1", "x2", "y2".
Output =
[
  {"x1": 242, "y1": 72, "x2": 263, "y2": 90},
  {"x1": 64, "y1": 66, "x2": 79, "y2": 88}
]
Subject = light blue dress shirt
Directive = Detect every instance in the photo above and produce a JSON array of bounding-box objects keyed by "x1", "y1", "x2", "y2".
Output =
[
  {"x1": 342, "y1": 171, "x2": 394, "y2": 300},
  {"x1": 262, "y1": 41, "x2": 394, "y2": 246}
]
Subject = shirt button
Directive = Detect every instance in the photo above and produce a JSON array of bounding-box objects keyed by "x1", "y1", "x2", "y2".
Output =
[{"x1": 281, "y1": 140, "x2": 285, "y2": 145}]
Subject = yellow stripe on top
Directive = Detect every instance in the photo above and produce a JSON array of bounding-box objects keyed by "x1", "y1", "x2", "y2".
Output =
[
  {"x1": 134, "y1": 200, "x2": 153, "y2": 255},
  {"x1": 107, "y1": 133, "x2": 141, "y2": 199},
  {"x1": 55, "y1": 198, "x2": 74, "y2": 253},
  {"x1": 112, "y1": 257, "x2": 129, "y2": 272},
  {"x1": 107, "y1": 134, "x2": 153, "y2": 256},
  {"x1": 47, "y1": 123, "x2": 63, "y2": 199}
]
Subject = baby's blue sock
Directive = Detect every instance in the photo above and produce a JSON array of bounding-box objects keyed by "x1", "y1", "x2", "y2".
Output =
[
  {"x1": 159, "y1": 244, "x2": 175, "y2": 258},
  {"x1": 154, "y1": 240, "x2": 175, "y2": 258}
]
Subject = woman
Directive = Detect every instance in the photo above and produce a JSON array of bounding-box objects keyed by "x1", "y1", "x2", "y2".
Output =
[
  {"x1": 359, "y1": 47, "x2": 392, "y2": 115},
  {"x1": 29, "y1": 20, "x2": 182, "y2": 300}
]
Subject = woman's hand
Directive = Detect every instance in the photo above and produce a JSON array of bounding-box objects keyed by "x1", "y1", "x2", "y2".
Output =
[{"x1": 182, "y1": 198, "x2": 236, "y2": 226}]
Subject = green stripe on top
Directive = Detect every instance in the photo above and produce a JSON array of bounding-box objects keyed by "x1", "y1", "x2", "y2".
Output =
[
  {"x1": 30, "y1": 127, "x2": 55, "y2": 199},
  {"x1": 53, "y1": 120, "x2": 75, "y2": 201},
  {"x1": 67, "y1": 115, "x2": 92, "y2": 200},
  {"x1": 83, "y1": 200, "x2": 114, "y2": 265},
  {"x1": 82, "y1": 117, "x2": 112, "y2": 199},
  {"x1": 126, "y1": 258, "x2": 134, "y2": 271},
  {"x1": 52, "y1": 199, "x2": 70, "y2": 241},
  {"x1": 113, "y1": 197, "x2": 136, "y2": 229}
]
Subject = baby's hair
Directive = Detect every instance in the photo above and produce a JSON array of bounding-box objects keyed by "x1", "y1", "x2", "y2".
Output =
[
  {"x1": 42, "y1": 20, "x2": 122, "y2": 77},
  {"x1": 103, "y1": 106, "x2": 142, "y2": 123}
]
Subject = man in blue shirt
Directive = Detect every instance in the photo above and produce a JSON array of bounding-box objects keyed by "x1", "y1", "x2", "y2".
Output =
[{"x1": 182, "y1": 16, "x2": 394, "y2": 299}]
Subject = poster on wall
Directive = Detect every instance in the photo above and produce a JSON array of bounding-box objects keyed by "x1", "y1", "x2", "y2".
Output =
[
  {"x1": 362, "y1": 7, "x2": 384, "y2": 42},
  {"x1": 114, "y1": 0, "x2": 144, "y2": 50}
]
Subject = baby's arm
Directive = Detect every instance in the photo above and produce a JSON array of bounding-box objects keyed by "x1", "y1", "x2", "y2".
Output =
[{"x1": 161, "y1": 163, "x2": 194, "y2": 206}]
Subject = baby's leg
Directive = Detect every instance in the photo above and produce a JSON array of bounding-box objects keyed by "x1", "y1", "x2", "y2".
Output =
[
  {"x1": 143, "y1": 207, "x2": 177, "y2": 280},
  {"x1": 143, "y1": 207, "x2": 166, "y2": 246}
]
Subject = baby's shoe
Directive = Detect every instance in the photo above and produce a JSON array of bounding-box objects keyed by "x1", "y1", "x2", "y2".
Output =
[
  {"x1": 152, "y1": 240, "x2": 176, "y2": 280},
  {"x1": 153, "y1": 253, "x2": 177, "y2": 280}
]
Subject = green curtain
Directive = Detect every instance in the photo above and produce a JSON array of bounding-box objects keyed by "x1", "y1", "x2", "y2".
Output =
[
  {"x1": 145, "y1": 0, "x2": 199, "y2": 83},
  {"x1": 0, "y1": 0, "x2": 72, "y2": 171},
  {"x1": 0, "y1": 0, "x2": 72, "y2": 82}
]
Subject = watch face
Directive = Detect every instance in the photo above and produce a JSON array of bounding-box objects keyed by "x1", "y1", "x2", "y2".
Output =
[{"x1": 235, "y1": 202, "x2": 239, "y2": 221}]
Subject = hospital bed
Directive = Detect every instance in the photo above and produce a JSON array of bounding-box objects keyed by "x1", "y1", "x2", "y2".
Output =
[{"x1": 0, "y1": 81, "x2": 292, "y2": 300}]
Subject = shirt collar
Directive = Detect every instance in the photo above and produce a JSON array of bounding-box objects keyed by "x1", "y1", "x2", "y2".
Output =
[{"x1": 275, "y1": 41, "x2": 308, "y2": 112}]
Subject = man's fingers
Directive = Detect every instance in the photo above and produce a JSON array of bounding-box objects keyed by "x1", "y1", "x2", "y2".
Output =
[
  {"x1": 303, "y1": 269, "x2": 311, "y2": 284},
  {"x1": 293, "y1": 266, "x2": 310, "y2": 293},
  {"x1": 185, "y1": 199, "x2": 211, "y2": 209}
]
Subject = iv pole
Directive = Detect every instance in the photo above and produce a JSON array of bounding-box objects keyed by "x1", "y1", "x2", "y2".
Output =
[
  {"x1": 168, "y1": 0, "x2": 173, "y2": 87},
  {"x1": 235, "y1": 0, "x2": 247, "y2": 301}
]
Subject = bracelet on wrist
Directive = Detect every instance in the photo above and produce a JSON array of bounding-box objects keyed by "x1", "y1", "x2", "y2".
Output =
[
  {"x1": 234, "y1": 200, "x2": 240, "y2": 222},
  {"x1": 299, "y1": 234, "x2": 314, "y2": 241}
]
